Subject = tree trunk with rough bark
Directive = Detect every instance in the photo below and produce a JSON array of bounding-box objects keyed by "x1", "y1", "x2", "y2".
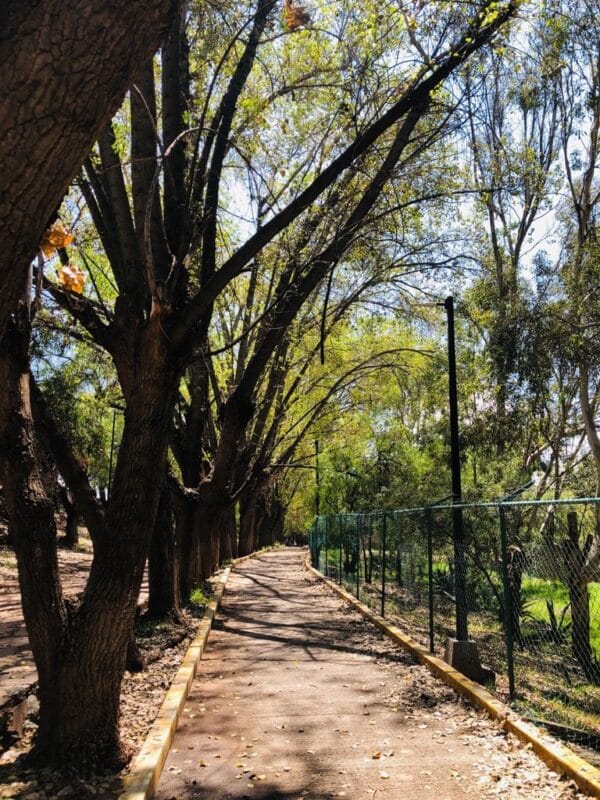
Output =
[
  {"x1": 148, "y1": 488, "x2": 180, "y2": 619},
  {"x1": 0, "y1": 0, "x2": 178, "y2": 342},
  {"x1": 173, "y1": 494, "x2": 199, "y2": 605},
  {"x1": 238, "y1": 494, "x2": 257, "y2": 557},
  {"x1": 563, "y1": 512, "x2": 595, "y2": 680},
  {"x1": 1, "y1": 299, "x2": 180, "y2": 768}
]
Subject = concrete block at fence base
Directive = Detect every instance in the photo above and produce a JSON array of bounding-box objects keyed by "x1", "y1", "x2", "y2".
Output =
[{"x1": 445, "y1": 638, "x2": 496, "y2": 686}]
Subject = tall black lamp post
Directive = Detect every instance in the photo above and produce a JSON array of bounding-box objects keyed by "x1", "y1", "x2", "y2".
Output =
[
  {"x1": 438, "y1": 297, "x2": 492, "y2": 683},
  {"x1": 315, "y1": 439, "x2": 320, "y2": 517},
  {"x1": 442, "y1": 296, "x2": 469, "y2": 641}
]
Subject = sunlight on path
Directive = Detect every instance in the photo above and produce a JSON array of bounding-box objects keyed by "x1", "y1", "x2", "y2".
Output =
[{"x1": 156, "y1": 548, "x2": 589, "y2": 800}]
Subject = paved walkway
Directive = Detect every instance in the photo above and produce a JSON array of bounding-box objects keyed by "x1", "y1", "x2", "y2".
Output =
[{"x1": 156, "y1": 548, "x2": 588, "y2": 800}]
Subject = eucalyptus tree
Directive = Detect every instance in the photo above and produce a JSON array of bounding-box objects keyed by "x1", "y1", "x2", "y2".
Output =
[
  {"x1": 546, "y1": 0, "x2": 600, "y2": 675},
  {"x1": 556, "y1": 0, "x2": 600, "y2": 498},
  {"x1": 459, "y1": 13, "x2": 564, "y2": 465}
]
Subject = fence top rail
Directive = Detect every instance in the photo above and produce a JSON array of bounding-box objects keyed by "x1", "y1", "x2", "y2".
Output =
[{"x1": 313, "y1": 495, "x2": 600, "y2": 523}]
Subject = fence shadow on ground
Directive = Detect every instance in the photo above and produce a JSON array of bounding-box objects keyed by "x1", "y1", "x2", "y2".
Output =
[{"x1": 310, "y1": 497, "x2": 600, "y2": 761}]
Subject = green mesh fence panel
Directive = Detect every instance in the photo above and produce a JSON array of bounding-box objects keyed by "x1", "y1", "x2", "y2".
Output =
[{"x1": 308, "y1": 497, "x2": 600, "y2": 759}]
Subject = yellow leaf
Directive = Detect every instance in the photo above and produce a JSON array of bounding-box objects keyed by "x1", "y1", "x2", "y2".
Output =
[
  {"x1": 57, "y1": 263, "x2": 85, "y2": 294},
  {"x1": 372, "y1": 751, "x2": 381, "y2": 759},
  {"x1": 40, "y1": 221, "x2": 74, "y2": 256},
  {"x1": 283, "y1": 0, "x2": 310, "y2": 29}
]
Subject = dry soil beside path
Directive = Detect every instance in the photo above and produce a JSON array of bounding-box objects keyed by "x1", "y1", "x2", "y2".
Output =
[
  {"x1": 0, "y1": 544, "x2": 93, "y2": 709},
  {"x1": 155, "y1": 547, "x2": 591, "y2": 800}
]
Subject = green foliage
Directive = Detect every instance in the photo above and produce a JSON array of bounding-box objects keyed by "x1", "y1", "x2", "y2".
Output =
[{"x1": 189, "y1": 586, "x2": 211, "y2": 607}]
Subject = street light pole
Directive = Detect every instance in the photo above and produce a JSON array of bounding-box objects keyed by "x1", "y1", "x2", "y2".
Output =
[
  {"x1": 442, "y1": 296, "x2": 469, "y2": 641},
  {"x1": 315, "y1": 439, "x2": 320, "y2": 517}
]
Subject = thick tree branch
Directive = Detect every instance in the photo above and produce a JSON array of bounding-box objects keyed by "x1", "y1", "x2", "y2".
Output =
[{"x1": 171, "y1": 0, "x2": 519, "y2": 346}]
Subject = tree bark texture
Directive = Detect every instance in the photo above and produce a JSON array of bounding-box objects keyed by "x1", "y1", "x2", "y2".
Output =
[
  {"x1": 0, "y1": 315, "x2": 67, "y2": 755},
  {"x1": 238, "y1": 495, "x2": 257, "y2": 557},
  {"x1": 0, "y1": 0, "x2": 179, "y2": 340},
  {"x1": 563, "y1": 512, "x2": 594, "y2": 679},
  {"x1": 148, "y1": 488, "x2": 180, "y2": 619},
  {"x1": 173, "y1": 495, "x2": 199, "y2": 605},
  {"x1": 1, "y1": 306, "x2": 181, "y2": 767}
]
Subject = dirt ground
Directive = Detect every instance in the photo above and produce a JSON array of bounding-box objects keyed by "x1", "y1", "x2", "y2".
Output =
[
  {"x1": 0, "y1": 541, "x2": 93, "y2": 709},
  {"x1": 155, "y1": 548, "x2": 591, "y2": 800},
  {"x1": 0, "y1": 534, "x2": 168, "y2": 800}
]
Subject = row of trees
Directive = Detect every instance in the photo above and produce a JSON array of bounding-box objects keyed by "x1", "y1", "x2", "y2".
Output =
[
  {"x1": 294, "y1": 0, "x2": 600, "y2": 518},
  {"x1": 290, "y1": 0, "x2": 600, "y2": 679},
  {"x1": 0, "y1": 0, "x2": 519, "y2": 771}
]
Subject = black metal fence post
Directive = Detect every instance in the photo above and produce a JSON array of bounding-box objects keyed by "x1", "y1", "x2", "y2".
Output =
[
  {"x1": 426, "y1": 507, "x2": 435, "y2": 653},
  {"x1": 324, "y1": 516, "x2": 329, "y2": 577},
  {"x1": 356, "y1": 516, "x2": 360, "y2": 599},
  {"x1": 498, "y1": 504, "x2": 516, "y2": 698},
  {"x1": 338, "y1": 515, "x2": 343, "y2": 585},
  {"x1": 381, "y1": 512, "x2": 387, "y2": 617}
]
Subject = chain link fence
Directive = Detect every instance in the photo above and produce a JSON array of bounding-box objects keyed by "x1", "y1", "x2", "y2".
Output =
[{"x1": 309, "y1": 498, "x2": 600, "y2": 756}]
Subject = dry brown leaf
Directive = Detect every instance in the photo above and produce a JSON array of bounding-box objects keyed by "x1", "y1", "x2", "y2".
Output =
[
  {"x1": 57, "y1": 263, "x2": 85, "y2": 294},
  {"x1": 283, "y1": 0, "x2": 310, "y2": 30},
  {"x1": 40, "y1": 221, "x2": 74, "y2": 257}
]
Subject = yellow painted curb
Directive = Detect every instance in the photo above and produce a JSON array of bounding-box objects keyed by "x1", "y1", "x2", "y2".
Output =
[
  {"x1": 117, "y1": 566, "x2": 231, "y2": 800},
  {"x1": 307, "y1": 559, "x2": 600, "y2": 798}
]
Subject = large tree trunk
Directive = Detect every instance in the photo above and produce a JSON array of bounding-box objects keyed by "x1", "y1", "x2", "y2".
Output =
[
  {"x1": 0, "y1": 1, "x2": 178, "y2": 342},
  {"x1": 0, "y1": 312, "x2": 67, "y2": 757},
  {"x1": 148, "y1": 488, "x2": 180, "y2": 619},
  {"x1": 1, "y1": 305, "x2": 180, "y2": 768},
  {"x1": 173, "y1": 493, "x2": 200, "y2": 605},
  {"x1": 238, "y1": 494, "x2": 257, "y2": 557},
  {"x1": 563, "y1": 512, "x2": 594, "y2": 680}
]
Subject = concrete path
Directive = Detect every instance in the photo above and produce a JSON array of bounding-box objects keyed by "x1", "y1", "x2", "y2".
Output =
[{"x1": 156, "y1": 548, "x2": 588, "y2": 800}]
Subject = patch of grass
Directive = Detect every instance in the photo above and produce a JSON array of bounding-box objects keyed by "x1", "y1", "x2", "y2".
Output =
[
  {"x1": 521, "y1": 576, "x2": 600, "y2": 653},
  {"x1": 189, "y1": 586, "x2": 211, "y2": 607},
  {"x1": 522, "y1": 576, "x2": 570, "y2": 605}
]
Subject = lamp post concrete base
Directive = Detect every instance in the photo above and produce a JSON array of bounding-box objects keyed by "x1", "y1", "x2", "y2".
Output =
[{"x1": 445, "y1": 638, "x2": 495, "y2": 686}]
